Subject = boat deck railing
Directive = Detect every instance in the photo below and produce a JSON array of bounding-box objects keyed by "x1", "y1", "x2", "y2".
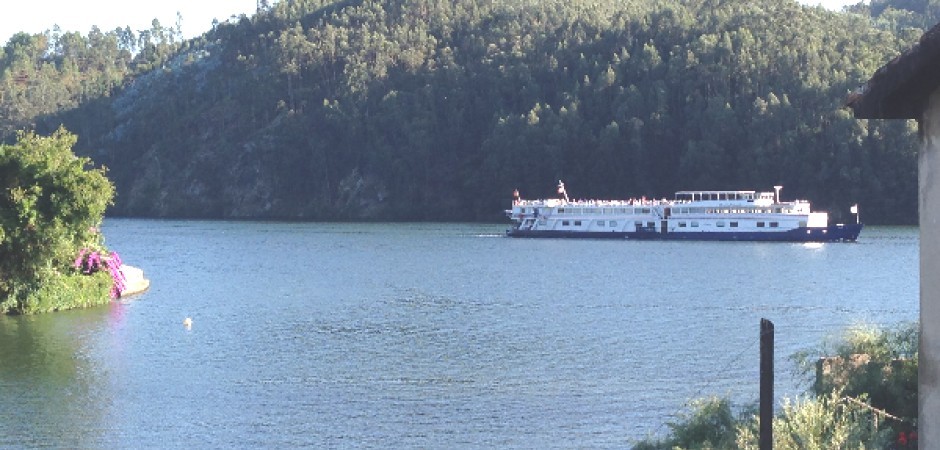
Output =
[
  {"x1": 514, "y1": 198, "x2": 674, "y2": 207},
  {"x1": 513, "y1": 198, "x2": 811, "y2": 208}
]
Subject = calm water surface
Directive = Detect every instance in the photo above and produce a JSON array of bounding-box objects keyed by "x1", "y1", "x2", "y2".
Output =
[{"x1": 0, "y1": 220, "x2": 918, "y2": 448}]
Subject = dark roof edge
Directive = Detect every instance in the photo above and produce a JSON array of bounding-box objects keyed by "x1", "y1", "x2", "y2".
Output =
[{"x1": 847, "y1": 22, "x2": 940, "y2": 120}]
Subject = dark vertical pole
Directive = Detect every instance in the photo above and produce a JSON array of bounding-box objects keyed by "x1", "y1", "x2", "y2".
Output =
[{"x1": 760, "y1": 318, "x2": 774, "y2": 450}]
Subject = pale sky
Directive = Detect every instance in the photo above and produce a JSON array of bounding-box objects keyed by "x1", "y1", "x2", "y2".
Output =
[
  {"x1": 1, "y1": 0, "x2": 259, "y2": 45},
  {"x1": 0, "y1": 0, "x2": 863, "y2": 47}
]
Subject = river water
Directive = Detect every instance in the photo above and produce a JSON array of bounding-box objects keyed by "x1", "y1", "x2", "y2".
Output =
[{"x1": 0, "y1": 220, "x2": 918, "y2": 448}]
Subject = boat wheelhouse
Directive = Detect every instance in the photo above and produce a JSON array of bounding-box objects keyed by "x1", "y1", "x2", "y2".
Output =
[{"x1": 506, "y1": 182, "x2": 862, "y2": 242}]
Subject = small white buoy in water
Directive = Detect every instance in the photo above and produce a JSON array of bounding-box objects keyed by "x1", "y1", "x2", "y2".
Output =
[{"x1": 183, "y1": 317, "x2": 193, "y2": 328}]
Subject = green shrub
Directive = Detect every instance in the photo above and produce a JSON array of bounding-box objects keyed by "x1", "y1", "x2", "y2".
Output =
[
  {"x1": 633, "y1": 397, "x2": 744, "y2": 450},
  {"x1": 736, "y1": 390, "x2": 893, "y2": 449},
  {"x1": 16, "y1": 268, "x2": 113, "y2": 314},
  {"x1": 0, "y1": 128, "x2": 114, "y2": 314},
  {"x1": 634, "y1": 323, "x2": 918, "y2": 450},
  {"x1": 794, "y1": 322, "x2": 918, "y2": 433}
]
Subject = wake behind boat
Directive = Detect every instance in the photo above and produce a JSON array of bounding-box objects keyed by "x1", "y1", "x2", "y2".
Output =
[{"x1": 506, "y1": 181, "x2": 862, "y2": 242}]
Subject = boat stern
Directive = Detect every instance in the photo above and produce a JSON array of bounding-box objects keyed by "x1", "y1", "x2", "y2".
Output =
[{"x1": 831, "y1": 223, "x2": 864, "y2": 242}]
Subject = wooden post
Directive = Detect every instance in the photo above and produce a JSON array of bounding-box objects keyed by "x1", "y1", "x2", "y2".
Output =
[{"x1": 760, "y1": 318, "x2": 774, "y2": 450}]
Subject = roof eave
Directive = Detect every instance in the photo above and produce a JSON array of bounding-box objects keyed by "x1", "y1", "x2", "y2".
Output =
[{"x1": 847, "y1": 23, "x2": 940, "y2": 120}]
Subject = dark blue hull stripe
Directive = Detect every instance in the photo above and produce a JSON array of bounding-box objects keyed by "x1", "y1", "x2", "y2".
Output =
[{"x1": 506, "y1": 224, "x2": 863, "y2": 242}]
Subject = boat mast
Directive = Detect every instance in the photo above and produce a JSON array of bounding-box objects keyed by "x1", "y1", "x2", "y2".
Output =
[{"x1": 774, "y1": 185, "x2": 782, "y2": 204}]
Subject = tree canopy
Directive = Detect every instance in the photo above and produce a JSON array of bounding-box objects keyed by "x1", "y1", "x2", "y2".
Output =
[
  {"x1": 1, "y1": 0, "x2": 933, "y2": 224},
  {"x1": 0, "y1": 129, "x2": 114, "y2": 314}
]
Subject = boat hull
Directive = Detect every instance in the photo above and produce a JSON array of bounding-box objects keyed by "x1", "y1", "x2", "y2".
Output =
[{"x1": 506, "y1": 224, "x2": 863, "y2": 242}]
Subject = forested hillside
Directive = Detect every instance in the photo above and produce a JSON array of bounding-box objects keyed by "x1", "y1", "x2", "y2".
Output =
[{"x1": 2, "y1": 0, "x2": 936, "y2": 223}]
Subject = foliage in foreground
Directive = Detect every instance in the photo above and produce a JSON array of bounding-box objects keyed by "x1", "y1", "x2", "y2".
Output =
[
  {"x1": 633, "y1": 397, "x2": 743, "y2": 450},
  {"x1": 796, "y1": 321, "x2": 918, "y2": 432},
  {"x1": 737, "y1": 390, "x2": 893, "y2": 449},
  {"x1": 634, "y1": 323, "x2": 918, "y2": 450},
  {"x1": 0, "y1": 128, "x2": 115, "y2": 314}
]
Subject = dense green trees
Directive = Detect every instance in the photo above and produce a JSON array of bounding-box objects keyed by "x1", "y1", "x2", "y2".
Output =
[
  {"x1": 0, "y1": 0, "x2": 931, "y2": 223},
  {"x1": 0, "y1": 20, "x2": 182, "y2": 141},
  {"x1": 0, "y1": 129, "x2": 115, "y2": 314}
]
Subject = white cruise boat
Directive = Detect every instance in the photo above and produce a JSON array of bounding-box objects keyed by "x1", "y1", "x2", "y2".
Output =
[{"x1": 506, "y1": 181, "x2": 862, "y2": 242}]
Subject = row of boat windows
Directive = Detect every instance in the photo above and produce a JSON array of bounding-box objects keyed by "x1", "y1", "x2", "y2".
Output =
[
  {"x1": 559, "y1": 207, "x2": 655, "y2": 214},
  {"x1": 674, "y1": 191, "x2": 770, "y2": 201},
  {"x1": 687, "y1": 208, "x2": 792, "y2": 215},
  {"x1": 555, "y1": 220, "x2": 786, "y2": 228},
  {"x1": 677, "y1": 221, "x2": 781, "y2": 228},
  {"x1": 523, "y1": 207, "x2": 793, "y2": 215},
  {"x1": 559, "y1": 220, "x2": 627, "y2": 227}
]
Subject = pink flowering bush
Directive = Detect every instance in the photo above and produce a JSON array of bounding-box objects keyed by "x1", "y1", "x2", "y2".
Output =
[{"x1": 74, "y1": 248, "x2": 127, "y2": 298}]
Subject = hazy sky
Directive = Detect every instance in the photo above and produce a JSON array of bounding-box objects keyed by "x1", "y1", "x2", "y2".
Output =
[
  {"x1": 0, "y1": 0, "x2": 863, "y2": 46},
  {"x1": 0, "y1": 0, "x2": 258, "y2": 44}
]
